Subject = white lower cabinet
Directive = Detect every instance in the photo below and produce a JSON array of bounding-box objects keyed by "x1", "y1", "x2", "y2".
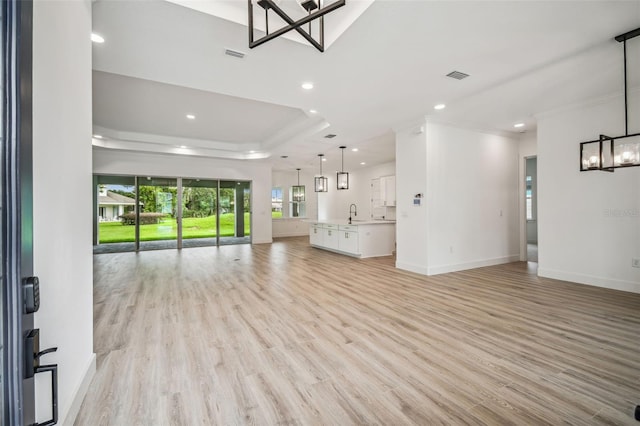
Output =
[
  {"x1": 309, "y1": 224, "x2": 323, "y2": 246},
  {"x1": 338, "y1": 225, "x2": 358, "y2": 254},
  {"x1": 323, "y1": 225, "x2": 339, "y2": 250}
]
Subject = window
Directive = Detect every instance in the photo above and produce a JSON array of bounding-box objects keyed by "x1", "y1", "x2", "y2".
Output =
[
  {"x1": 289, "y1": 185, "x2": 306, "y2": 218},
  {"x1": 526, "y1": 175, "x2": 533, "y2": 220},
  {"x1": 271, "y1": 187, "x2": 283, "y2": 218}
]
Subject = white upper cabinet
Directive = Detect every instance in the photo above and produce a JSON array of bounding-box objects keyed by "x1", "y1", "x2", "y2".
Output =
[{"x1": 379, "y1": 175, "x2": 396, "y2": 207}]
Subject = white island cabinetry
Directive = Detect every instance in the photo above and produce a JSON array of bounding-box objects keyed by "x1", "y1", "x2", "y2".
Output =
[
  {"x1": 338, "y1": 225, "x2": 359, "y2": 255},
  {"x1": 323, "y1": 224, "x2": 339, "y2": 250},
  {"x1": 308, "y1": 221, "x2": 395, "y2": 258},
  {"x1": 310, "y1": 223, "x2": 323, "y2": 246}
]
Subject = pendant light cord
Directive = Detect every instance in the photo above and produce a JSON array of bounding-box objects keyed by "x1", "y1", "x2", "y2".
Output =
[{"x1": 624, "y1": 39, "x2": 628, "y2": 136}]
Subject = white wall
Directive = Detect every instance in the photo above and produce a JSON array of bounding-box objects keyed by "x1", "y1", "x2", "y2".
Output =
[
  {"x1": 537, "y1": 93, "x2": 640, "y2": 293},
  {"x1": 317, "y1": 161, "x2": 395, "y2": 221},
  {"x1": 395, "y1": 121, "x2": 520, "y2": 275},
  {"x1": 395, "y1": 124, "x2": 429, "y2": 274},
  {"x1": 93, "y1": 150, "x2": 273, "y2": 244},
  {"x1": 271, "y1": 169, "x2": 318, "y2": 237},
  {"x1": 425, "y1": 123, "x2": 520, "y2": 275},
  {"x1": 32, "y1": 1, "x2": 95, "y2": 425}
]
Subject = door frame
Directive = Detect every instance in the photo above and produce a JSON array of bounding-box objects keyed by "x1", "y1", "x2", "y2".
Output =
[
  {"x1": 520, "y1": 155, "x2": 538, "y2": 262},
  {"x1": 2, "y1": 0, "x2": 35, "y2": 424}
]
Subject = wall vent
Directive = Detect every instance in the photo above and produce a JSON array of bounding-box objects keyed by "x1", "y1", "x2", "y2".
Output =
[
  {"x1": 324, "y1": 134, "x2": 337, "y2": 139},
  {"x1": 446, "y1": 71, "x2": 469, "y2": 80},
  {"x1": 225, "y1": 48, "x2": 246, "y2": 59}
]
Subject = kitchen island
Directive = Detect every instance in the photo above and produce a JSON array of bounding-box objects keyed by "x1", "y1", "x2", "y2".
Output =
[{"x1": 308, "y1": 220, "x2": 396, "y2": 258}]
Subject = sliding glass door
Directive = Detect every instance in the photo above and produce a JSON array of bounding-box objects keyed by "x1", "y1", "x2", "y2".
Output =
[
  {"x1": 219, "y1": 181, "x2": 251, "y2": 245},
  {"x1": 93, "y1": 175, "x2": 251, "y2": 252},
  {"x1": 138, "y1": 177, "x2": 178, "y2": 251},
  {"x1": 182, "y1": 178, "x2": 218, "y2": 248},
  {"x1": 94, "y1": 175, "x2": 137, "y2": 253}
]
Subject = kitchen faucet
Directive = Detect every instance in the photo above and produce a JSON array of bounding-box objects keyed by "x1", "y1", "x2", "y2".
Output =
[{"x1": 348, "y1": 204, "x2": 357, "y2": 224}]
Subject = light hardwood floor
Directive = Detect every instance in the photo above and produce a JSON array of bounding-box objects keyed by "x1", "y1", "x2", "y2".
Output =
[{"x1": 76, "y1": 237, "x2": 640, "y2": 425}]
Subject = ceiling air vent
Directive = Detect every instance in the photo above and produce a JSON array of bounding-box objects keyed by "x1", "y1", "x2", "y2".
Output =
[
  {"x1": 446, "y1": 71, "x2": 469, "y2": 80},
  {"x1": 324, "y1": 134, "x2": 337, "y2": 139},
  {"x1": 224, "y1": 48, "x2": 245, "y2": 59}
]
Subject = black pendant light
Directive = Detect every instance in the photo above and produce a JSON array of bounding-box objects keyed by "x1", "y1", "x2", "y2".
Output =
[
  {"x1": 292, "y1": 168, "x2": 305, "y2": 201},
  {"x1": 337, "y1": 146, "x2": 349, "y2": 190},
  {"x1": 314, "y1": 154, "x2": 328, "y2": 192},
  {"x1": 248, "y1": 0, "x2": 346, "y2": 53},
  {"x1": 580, "y1": 27, "x2": 640, "y2": 172}
]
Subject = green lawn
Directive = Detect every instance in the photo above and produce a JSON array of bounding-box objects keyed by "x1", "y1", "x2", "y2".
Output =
[{"x1": 99, "y1": 213, "x2": 251, "y2": 243}]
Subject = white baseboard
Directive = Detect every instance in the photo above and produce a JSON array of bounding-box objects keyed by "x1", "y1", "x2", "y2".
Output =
[
  {"x1": 426, "y1": 254, "x2": 520, "y2": 276},
  {"x1": 538, "y1": 267, "x2": 640, "y2": 294},
  {"x1": 251, "y1": 238, "x2": 273, "y2": 244},
  {"x1": 396, "y1": 261, "x2": 429, "y2": 275},
  {"x1": 272, "y1": 232, "x2": 309, "y2": 238},
  {"x1": 61, "y1": 353, "x2": 96, "y2": 426}
]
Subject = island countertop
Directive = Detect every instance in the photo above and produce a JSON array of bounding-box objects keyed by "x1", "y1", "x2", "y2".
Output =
[{"x1": 306, "y1": 219, "x2": 396, "y2": 226}]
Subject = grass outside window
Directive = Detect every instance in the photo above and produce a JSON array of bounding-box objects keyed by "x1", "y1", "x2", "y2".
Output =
[{"x1": 98, "y1": 213, "x2": 250, "y2": 243}]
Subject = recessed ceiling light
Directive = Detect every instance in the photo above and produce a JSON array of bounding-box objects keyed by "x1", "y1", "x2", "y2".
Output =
[
  {"x1": 281, "y1": 155, "x2": 288, "y2": 159},
  {"x1": 434, "y1": 104, "x2": 446, "y2": 110},
  {"x1": 91, "y1": 33, "x2": 105, "y2": 43},
  {"x1": 351, "y1": 148, "x2": 358, "y2": 152},
  {"x1": 322, "y1": 158, "x2": 327, "y2": 162},
  {"x1": 301, "y1": 82, "x2": 314, "y2": 90},
  {"x1": 514, "y1": 123, "x2": 525, "y2": 128},
  {"x1": 360, "y1": 162, "x2": 366, "y2": 165},
  {"x1": 93, "y1": 134, "x2": 103, "y2": 139},
  {"x1": 186, "y1": 114, "x2": 195, "y2": 120},
  {"x1": 309, "y1": 109, "x2": 318, "y2": 114}
]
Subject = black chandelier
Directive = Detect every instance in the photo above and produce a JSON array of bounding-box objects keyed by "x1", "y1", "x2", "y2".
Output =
[
  {"x1": 315, "y1": 154, "x2": 328, "y2": 192},
  {"x1": 337, "y1": 146, "x2": 349, "y2": 190},
  {"x1": 580, "y1": 27, "x2": 640, "y2": 172},
  {"x1": 248, "y1": 0, "x2": 346, "y2": 52}
]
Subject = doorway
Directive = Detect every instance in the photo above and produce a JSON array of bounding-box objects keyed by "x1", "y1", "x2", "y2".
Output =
[{"x1": 525, "y1": 157, "x2": 538, "y2": 262}]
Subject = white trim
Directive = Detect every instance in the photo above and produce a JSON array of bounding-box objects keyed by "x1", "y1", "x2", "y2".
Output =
[
  {"x1": 252, "y1": 238, "x2": 273, "y2": 244},
  {"x1": 426, "y1": 255, "x2": 521, "y2": 276},
  {"x1": 396, "y1": 261, "x2": 429, "y2": 276},
  {"x1": 61, "y1": 353, "x2": 96, "y2": 426},
  {"x1": 273, "y1": 231, "x2": 309, "y2": 238},
  {"x1": 538, "y1": 267, "x2": 640, "y2": 294}
]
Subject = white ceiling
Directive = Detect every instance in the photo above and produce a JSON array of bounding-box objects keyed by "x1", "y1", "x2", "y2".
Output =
[{"x1": 92, "y1": 0, "x2": 640, "y2": 172}]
